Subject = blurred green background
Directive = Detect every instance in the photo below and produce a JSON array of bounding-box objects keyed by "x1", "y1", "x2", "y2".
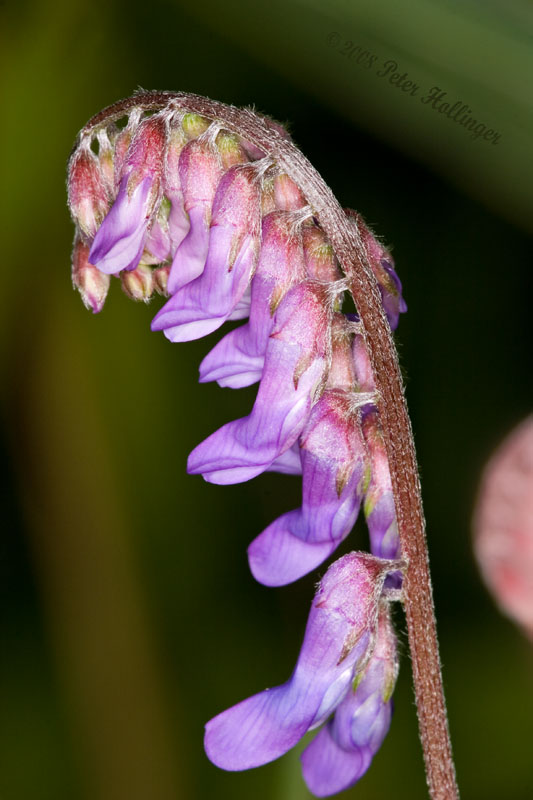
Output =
[{"x1": 1, "y1": 0, "x2": 532, "y2": 798}]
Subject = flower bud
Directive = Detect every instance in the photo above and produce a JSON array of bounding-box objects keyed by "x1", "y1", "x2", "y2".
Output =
[
  {"x1": 303, "y1": 225, "x2": 343, "y2": 283},
  {"x1": 153, "y1": 265, "x2": 171, "y2": 296},
  {"x1": 182, "y1": 113, "x2": 210, "y2": 140},
  {"x1": 216, "y1": 131, "x2": 249, "y2": 170},
  {"x1": 346, "y1": 209, "x2": 407, "y2": 330},
  {"x1": 71, "y1": 237, "x2": 110, "y2": 313},
  {"x1": 165, "y1": 135, "x2": 223, "y2": 294},
  {"x1": 68, "y1": 143, "x2": 109, "y2": 239},
  {"x1": 120, "y1": 263, "x2": 154, "y2": 302},
  {"x1": 88, "y1": 113, "x2": 168, "y2": 276},
  {"x1": 96, "y1": 127, "x2": 117, "y2": 198},
  {"x1": 274, "y1": 173, "x2": 307, "y2": 211}
]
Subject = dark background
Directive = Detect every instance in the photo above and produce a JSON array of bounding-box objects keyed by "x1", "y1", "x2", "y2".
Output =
[{"x1": 1, "y1": 1, "x2": 532, "y2": 798}]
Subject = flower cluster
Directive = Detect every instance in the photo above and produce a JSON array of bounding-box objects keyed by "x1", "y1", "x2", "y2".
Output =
[{"x1": 68, "y1": 95, "x2": 407, "y2": 797}]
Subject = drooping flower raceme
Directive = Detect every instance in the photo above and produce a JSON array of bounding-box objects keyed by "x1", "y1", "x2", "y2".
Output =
[{"x1": 67, "y1": 93, "x2": 407, "y2": 797}]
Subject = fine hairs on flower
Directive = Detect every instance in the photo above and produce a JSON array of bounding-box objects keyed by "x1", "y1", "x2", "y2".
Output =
[{"x1": 67, "y1": 91, "x2": 415, "y2": 798}]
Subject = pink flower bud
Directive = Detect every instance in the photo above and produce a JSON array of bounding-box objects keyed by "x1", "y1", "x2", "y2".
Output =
[
  {"x1": 68, "y1": 144, "x2": 109, "y2": 239},
  {"x1": 96, "y1": 127, "x2": 117, "y2": 198},
  {"x1": 112, "y1": 108, "x2": 143, "y2": 189},
  {"x1": 123, "y1": 113, "x2": 167, "y2": 204},
  {"x1": 120, "y1": 263, "x2": 155, "y2": 302},
  {"x1": 473, "y1": 417, "x2": 533, "y2": 639},
  {"x1": 274, "y1": 173, "x2": 307, "y2": 211},
  {"x1": 182, "y1": 113, "x2": 210, "y2": 140},
  {"x1": 216, "y1": 131, "x2": 249, "y2": 170},
  {"x1": 153, "y1": 265, "x2": 171, "y2": 296},
  {"x1": 327, "y1": 314, "x2": 358, "y2": 390},
  {"x1": 71, "y1": 237, "x2": 110, "y2": 313},
  {"x1": 303, "y1": 225, "x2": 343, "y2": 283}
]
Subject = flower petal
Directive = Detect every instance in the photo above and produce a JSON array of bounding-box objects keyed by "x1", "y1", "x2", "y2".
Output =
[
  {"x1": 248, "y1": 519, "x2": 340, "y2": 586},
  {"x1": 89, "y1": 175, "x2": 152, "y2": 274},
  {"x1": 199, "y1": 211, "x2": 306, "y2": 388},
  {"x1": 205, "y1": 553, "x2": 390, "y2": 771},
  {"x1": 300, "y1": 724, "x2": 372, "y2": 798},
  {"x1": 187, "y1": 337, "x2": 326, "y2": 483}
]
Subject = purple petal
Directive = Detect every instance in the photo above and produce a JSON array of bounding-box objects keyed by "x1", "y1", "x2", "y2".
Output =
[
  {"x1": 199, "y1": 212, "x2": 306, "y2": 388},
  {"x1": 89, "y1": 175, "x2": 152, "y2": 274},
  {"x1": 300, "y1": 724, "x2": 372, "y2": 797},
  {"x1": 248, "y1": 391, "x2": 367, "y2": 585},
  {"x1": 188, "y1": 282, "x2": 332, "y2": 483},
  {"x1": 167, "y1": 190, "x2": 190, "y2": 256},
  {"x1": 248, "y1": 521, "x2": 340, "y2": 586},
  {"x1": 266, "y1": 443, "x2": 302, "y2": 475},
  {"x1": 188, "y1": 338, "x2": 326, "y2": 484},
  {"x1": 205, "y1": 553, "x2": 387, "y2": 771},
  {"x1": 167, "y1": 204, "x2": 210, "y2": 294},
  {"x1": 205, "y1": 683, "x2": 320, "y2": 771},
  {"x1": 152, "y1": 229, "x2": 257, "y2": 342}
]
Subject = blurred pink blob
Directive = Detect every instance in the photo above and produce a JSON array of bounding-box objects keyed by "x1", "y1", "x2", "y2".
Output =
[{"x1": 473, "y1": 416, "x2": 533, "y2": 639}]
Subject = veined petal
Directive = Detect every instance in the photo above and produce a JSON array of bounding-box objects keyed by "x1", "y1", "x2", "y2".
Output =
[
  {"x1": 248, "y1": 391, "x2": 367, "y2": 585},
  {"x1": 167, "y1": 204, "x2": 211, "y2": 293},
  {"x1": 188, "y1": 339, "x2": 325, "y2": 484},
  {"x1": 300, "y1": 724, "x2": 372, "y2": 798},
  {"x1": 248, "y1": 521, "x2": 340, "y2": 586},
  {"x1": 266, "y1": 443, "x2": 302, "y2": 475},
  {"x1": 89, "y1": 175, "x2": 152, "y2": 274},
  {"x1": 199, "y1": 211, "x2": 306, "y2": 388},
  {"x1": 205, "y1": 682, "x2": 321, "y2": 771},
  {"x1": 152, "y1": 230, "x2": 257, "y2": 342}
]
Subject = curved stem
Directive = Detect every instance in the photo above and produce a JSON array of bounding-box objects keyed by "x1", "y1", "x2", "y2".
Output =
[{"x1": 81, "y1": 92, "x2": 459, "y2": 799}]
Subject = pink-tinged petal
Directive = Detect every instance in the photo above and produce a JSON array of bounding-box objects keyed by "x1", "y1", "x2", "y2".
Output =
[
  {"x1": 167, "y1": 205, "x2": 210, "y2": 293},
  {"x1": 152, "y1": 230, "x2": 257, "y2": 342},
  {"x1": 166, "y1": 136, "x2": 223, "y2": 293},
  {"x1": 144, "y1": 217, "x2": 171, "y2": 264},
  {"x1": 89, "y1": 175, "x2": 152, "y2": 274},
  {"x1": 300, "y1": 725, "x2": 372, "y2": 798},
  {"x1": 188, "y1": 343, "x2": 325, "y2": 483},
  {"x1": 302, "y1": 602, "x2": 397, "y2": 796},
  {"x1": 362, "y1": 408, "x2": 400, "y2": 561},
  {"x1": 154, "y1": 164, "x2": 262, "y2": 339},
  {"x1": 205, "y1": 553, "x2": 393, "y2": 771},
  {"x1": 188, "y1": 282, "x2": 332, "y2": 483},
  {"x1": 473, "y1": 416, "x2": 533, "y2": 640},
  {"x1": 248, "y1": 391, "x2": 367, "y2": 585},
  {"x1": 199, "y1": 211, "x2": 306, "y2": 388},
  {"x1": 227, "y1": 283, "x2": 251, "y2": 320}
]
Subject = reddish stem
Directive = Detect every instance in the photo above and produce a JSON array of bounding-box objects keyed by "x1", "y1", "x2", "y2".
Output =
[{"x1": 81, "y1": 92, "x2": 459, "y2": 799}]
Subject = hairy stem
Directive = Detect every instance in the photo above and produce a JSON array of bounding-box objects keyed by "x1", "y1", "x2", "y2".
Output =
[{"x1": 82, "y1": 92, "x2": 459, "y2": 799}]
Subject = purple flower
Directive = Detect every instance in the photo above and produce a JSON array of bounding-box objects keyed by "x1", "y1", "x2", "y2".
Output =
[
  {"x1": 300, "y1": 602, "x2": 399, "y2": 797},
  {"x1": 187, "y1": 281, "x2": 332, "y2": 484},
  {"x1": 248, "y1": 389, "x2": 368, "y2": 586},
  {"x1": 204, "y1": 552, "x2": 401, "y2": 788},
  {"x1": 247, "y1": 315, "x2": 380, "y2": 586},
  {"x1": 165, "y1": 135, "x2": 223, "y2": 294},
  {"x1": 199, "y1": 210, "x2": 307, "y2": 388},
  {"x1": 89, "y1": 115, "x2": 167, "y2": 275},
  {"x1": 151, "y1": 163, "x2": 263, "y2": 342}
]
